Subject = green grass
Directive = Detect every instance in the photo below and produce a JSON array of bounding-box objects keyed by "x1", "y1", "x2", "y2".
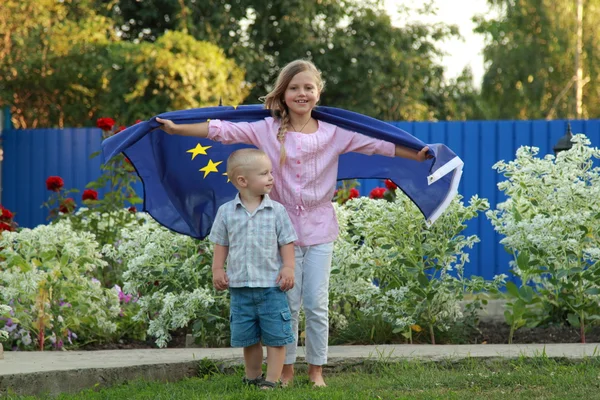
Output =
[{"x1": 7, "y1": 357, "x2": 600, "y2": 399}]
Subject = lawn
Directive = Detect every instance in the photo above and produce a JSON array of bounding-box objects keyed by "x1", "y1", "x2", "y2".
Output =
[{"x1": 6, "y1": 357, "x2": 600, "y2": 399}]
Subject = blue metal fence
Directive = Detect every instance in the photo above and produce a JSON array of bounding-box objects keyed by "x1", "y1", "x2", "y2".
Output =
[{"x1": 2, "y1": 119, "x2": 599, "y2": 280}]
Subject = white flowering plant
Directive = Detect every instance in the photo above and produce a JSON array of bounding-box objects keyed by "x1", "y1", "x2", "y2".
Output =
[
  {"x1": 331, "y1": 192, "x2": 502, "y2": 344},
  {"x1": 487, "y1": 134, "x2": 600, "y2": 343},
  {"x1": 67, "y1": 207, "x2": 144, "y2": 287},
  {"x1": 0, "y1": 304, "x2": 11, "y2": 342},
  {"x1": 0, "y1": 223, "x2": 120, "y2": 350},
  {"x1": 104, "y1": 215, "x2": 228, "y2": 348}
]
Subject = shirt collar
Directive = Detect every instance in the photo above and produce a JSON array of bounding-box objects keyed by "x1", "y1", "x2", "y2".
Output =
[{"x1": 234, "y1": 193, "x2": 274, "y2": 211}]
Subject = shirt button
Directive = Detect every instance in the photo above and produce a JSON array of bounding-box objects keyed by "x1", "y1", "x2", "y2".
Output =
[{"x1": 296, "y1": 160, "x2": 301, "y2": 164}]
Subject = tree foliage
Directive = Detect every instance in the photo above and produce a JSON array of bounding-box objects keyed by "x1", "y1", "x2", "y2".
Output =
[
  {"x1": 0, "y1": 1, "x2": 248, "y2": 128},
  {"x1": 99, "y1": 0, "x2": 479, "y2": 121},
  {"x1": 475, "y1": 0, "x2": 600, "y2": 119},
  {"x1": 1, "y1": 0, "x2": 486, "y2": 127}
]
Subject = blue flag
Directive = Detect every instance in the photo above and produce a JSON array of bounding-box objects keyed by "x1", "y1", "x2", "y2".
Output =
[{"x1": 102, "y1": 105, "x2": 463, "y2": 239}]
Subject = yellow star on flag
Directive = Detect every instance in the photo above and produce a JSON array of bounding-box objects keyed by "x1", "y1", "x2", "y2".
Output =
[
  {"x1": 187, "y1": 143, "x2": 212, "y2": 160},
  {"x1": 223, "y1": 172, "x2": 230, "y2": 183},
  {"x1": 199, "y1": 159, "x2": 222, "y2": 178}
]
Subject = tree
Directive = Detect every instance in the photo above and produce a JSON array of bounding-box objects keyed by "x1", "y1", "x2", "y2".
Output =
[
  {"x1": 102, "y1": 0, "x2": 478, "y2": 120},
  {"x1": 0, "y1": 0, "x2": 116, "y2": 127},
  {"x1": 0, "y1": 1, "x2": 248, "y2": 127},
  {"x1": 474, "y1": 0, "x2": 600, "y2": 120},
  {"x1": 316, "y1": 7, "x2": 478, "y2": 121}
]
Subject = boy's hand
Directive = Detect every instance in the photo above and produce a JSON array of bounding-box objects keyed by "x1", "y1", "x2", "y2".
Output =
[
  {"x1": 155, "y1": 117, "x2": 178, "y2": 135},
  {"x1": 276, "y1": 266, "x2": 295, "y2": 291},
  {"x1": 212, "y1": 268, "x2": 229, "y2": 291}
]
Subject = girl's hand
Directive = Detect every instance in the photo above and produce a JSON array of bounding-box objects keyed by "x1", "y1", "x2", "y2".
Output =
[
  {"x1": 155, "y1": 117, "x2": 178, "y2": 135},
  {"x1": 416, "y1": 146, "x2": 434, "y2": 162}
]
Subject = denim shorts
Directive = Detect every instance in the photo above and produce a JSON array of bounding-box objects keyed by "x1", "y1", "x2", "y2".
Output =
[{"x1": 229, "y1": 286, "x2": 295, "y2": 348}]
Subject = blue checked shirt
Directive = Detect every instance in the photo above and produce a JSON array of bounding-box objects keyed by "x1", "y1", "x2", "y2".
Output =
[{"x1": 208, "y1": 194, "x2": 298, "y2": 288}]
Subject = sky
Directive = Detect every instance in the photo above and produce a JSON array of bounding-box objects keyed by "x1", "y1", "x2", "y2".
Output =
[{"x1": 383, "y1": 0, "x2": 498, "y2": 87}]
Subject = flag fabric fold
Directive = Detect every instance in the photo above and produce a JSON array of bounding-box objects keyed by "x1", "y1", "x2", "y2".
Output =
[{"x1": 102, "y1": 105, "x2": 463, "y2": 239}]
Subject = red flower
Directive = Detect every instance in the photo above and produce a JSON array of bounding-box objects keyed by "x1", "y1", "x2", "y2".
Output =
[
  {"x1": 46, "y1": 176, "x2": 64, "y2": 192},
  {"x1": 0, "y1": 222, "x2": 12, "y2": 232},
  {"x1": 116, "y1": 125, "x2": 126, "y2": 133},
  {"x1": 59, "y1": 198, "x2": 75, "y2": 214},
  {"x1": 135, "y1": 119, "x2": 143, "y2": 124},
  {"x1": 0, "y1": 207, "x2": 14, "y2": 220},
  {"x1": 348, "y1": 188, "x2": 360, "y2": 199},
  {"x1": 82, "y1": 189, "x2": 98, "y2": 201},
  {"x1": 96, "y1": 117, "x2": 116, "y2": 131},
  {"x1": 385, "y1": 179, "x2": 397, "y2": 191},
  {"x1": 369, "y1": 187, "x2": 386, "y2": 199},
  {"x1": 128, "y1": 206, "x2": 137, "y2": 213}
]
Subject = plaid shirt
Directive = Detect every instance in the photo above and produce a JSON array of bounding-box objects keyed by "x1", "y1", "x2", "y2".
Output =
[{"x1": 208, "y1": 194, "x2": 298, "y2": 288}]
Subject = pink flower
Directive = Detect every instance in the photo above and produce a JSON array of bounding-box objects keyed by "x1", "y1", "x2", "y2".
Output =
[
  {"x1": 46, "y1": 176, "x2": 64, "y2": 192},
  {"x1": 59, "y1": 198, "x2": 75, "y2": 213},
  {"x1": 82, "y1": 189, "x2": 98, "y2": 201},
  {"x1": 348, "y1": 188, "x2": 360, "y2": 199},
  {"x1": 369, "y1": 187, "x2": 386, "y2": 199},
  {"x1": 96, "y1": 117, "x2": 116, "y2": 131}
]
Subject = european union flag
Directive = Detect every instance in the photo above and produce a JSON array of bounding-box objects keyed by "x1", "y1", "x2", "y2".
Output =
[{"x1": 102, "y1": 105, "x2": 463, "y2": 239}]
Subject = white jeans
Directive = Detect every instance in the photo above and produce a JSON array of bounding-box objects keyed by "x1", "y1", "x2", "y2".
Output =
[{"x1": 284, "y1": 242, "x2": 334, "y2": 366}]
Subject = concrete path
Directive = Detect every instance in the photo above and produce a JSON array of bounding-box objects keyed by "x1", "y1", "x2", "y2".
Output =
[{"x1": 1, "y1": 343, "x2": 599, "y2": 396}]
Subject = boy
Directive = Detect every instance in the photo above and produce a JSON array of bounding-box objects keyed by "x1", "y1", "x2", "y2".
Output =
[{"x1": 209, "y1": 148, "x2": 297, "y2": 389}]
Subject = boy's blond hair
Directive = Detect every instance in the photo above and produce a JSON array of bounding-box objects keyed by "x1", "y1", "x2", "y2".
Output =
[{"x1": 226, "y1": 148, "x2": 269, "y2": 188}]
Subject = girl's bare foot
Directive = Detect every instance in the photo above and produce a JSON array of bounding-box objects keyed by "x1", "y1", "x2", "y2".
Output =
[
  {"x1": 281, "y1": 364, "x2": 294, "y2": 387},
  {"x1": 308, "y1": 364, "x2": 326, "y2": 387}
]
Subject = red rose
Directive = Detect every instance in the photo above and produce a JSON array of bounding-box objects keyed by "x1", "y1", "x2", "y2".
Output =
[
  {"x1": 82, "y1": 189, "x2": 98, "y2": 201},
  {"x1": 46, "y1": 176, "x2": 64, "y2": 192},
  {"x1": 348, "y1": 188, "x2": 360, "y2": 199},
  {"x1": 135, "y1": 119, "x2": 143, "y2": 124},
  {"x1": 59, "y1": 198, "x2": 75, "y2": 214},
  {"x1": 116, "y1": 126, "x2": 126, "y2": 133},
  {"x1": 128, "y1": 206, "x2": 137, "y2": 213},
  {"x1": 385, "y1": 179, "x2": 397, "y2": 191},
  {"x1": 0, "y1": 207, "x2": 14, "y2": 220},
  {"x1": 0, "y1": 222, "x2": 12, "y2": 232},
  {"x1": 96, "y1": 117, "x2": 116, "y2": 131},
  {"x1": 369, "y1": 187, "x2": 386, "y2": 199}
]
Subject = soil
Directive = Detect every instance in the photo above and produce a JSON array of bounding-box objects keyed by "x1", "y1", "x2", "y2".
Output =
[
  {"x1": 80, "y1": 322, "x2": 600, "y2": 350},
  {"x1": 81, "y1": 329, "x2": 188, "y2": 351},
  {"x1": 472, "y1": 321, "x2": 600, "y2": 345}
]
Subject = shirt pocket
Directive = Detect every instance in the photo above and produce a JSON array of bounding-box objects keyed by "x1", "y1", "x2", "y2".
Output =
[{"x1": 258, "y1": 221, "x2": 279, "y2": 252}]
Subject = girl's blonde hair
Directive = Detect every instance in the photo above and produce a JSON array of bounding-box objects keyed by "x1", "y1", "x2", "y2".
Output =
[{"x1": 261, "y1": 59, "x2": 325, "y2": 165}]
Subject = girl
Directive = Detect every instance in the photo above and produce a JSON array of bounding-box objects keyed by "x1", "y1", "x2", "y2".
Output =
[{"x1": 156, "y1": 59, "x2": 431, "y2": 387}]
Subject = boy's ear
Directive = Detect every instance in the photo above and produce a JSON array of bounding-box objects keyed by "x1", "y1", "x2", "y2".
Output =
[{"x1": 236, "y1": 175, "x2": 247, "y2": 188}]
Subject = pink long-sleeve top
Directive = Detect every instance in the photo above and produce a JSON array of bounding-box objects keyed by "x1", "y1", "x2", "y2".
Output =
[{"x1": 208, "y1": 117, "x2": 395, "y2": 246}]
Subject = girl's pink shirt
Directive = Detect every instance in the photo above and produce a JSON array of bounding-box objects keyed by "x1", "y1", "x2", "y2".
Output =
[{"x1": 208, "y1": 117, "x2": 395, "y2": 246}]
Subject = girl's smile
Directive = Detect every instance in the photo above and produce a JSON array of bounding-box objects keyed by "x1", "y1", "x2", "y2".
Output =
[{"x1": 284, "y1": 71, "x2": 320, "y2": 117}]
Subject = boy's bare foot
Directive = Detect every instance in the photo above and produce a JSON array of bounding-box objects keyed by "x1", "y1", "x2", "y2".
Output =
[
  {"x1": 280, "y1": 364, "x2": 294, "y2": 387},
  {"x1": 308, "y1": 364, "x2": 326, "y2": 387}
]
